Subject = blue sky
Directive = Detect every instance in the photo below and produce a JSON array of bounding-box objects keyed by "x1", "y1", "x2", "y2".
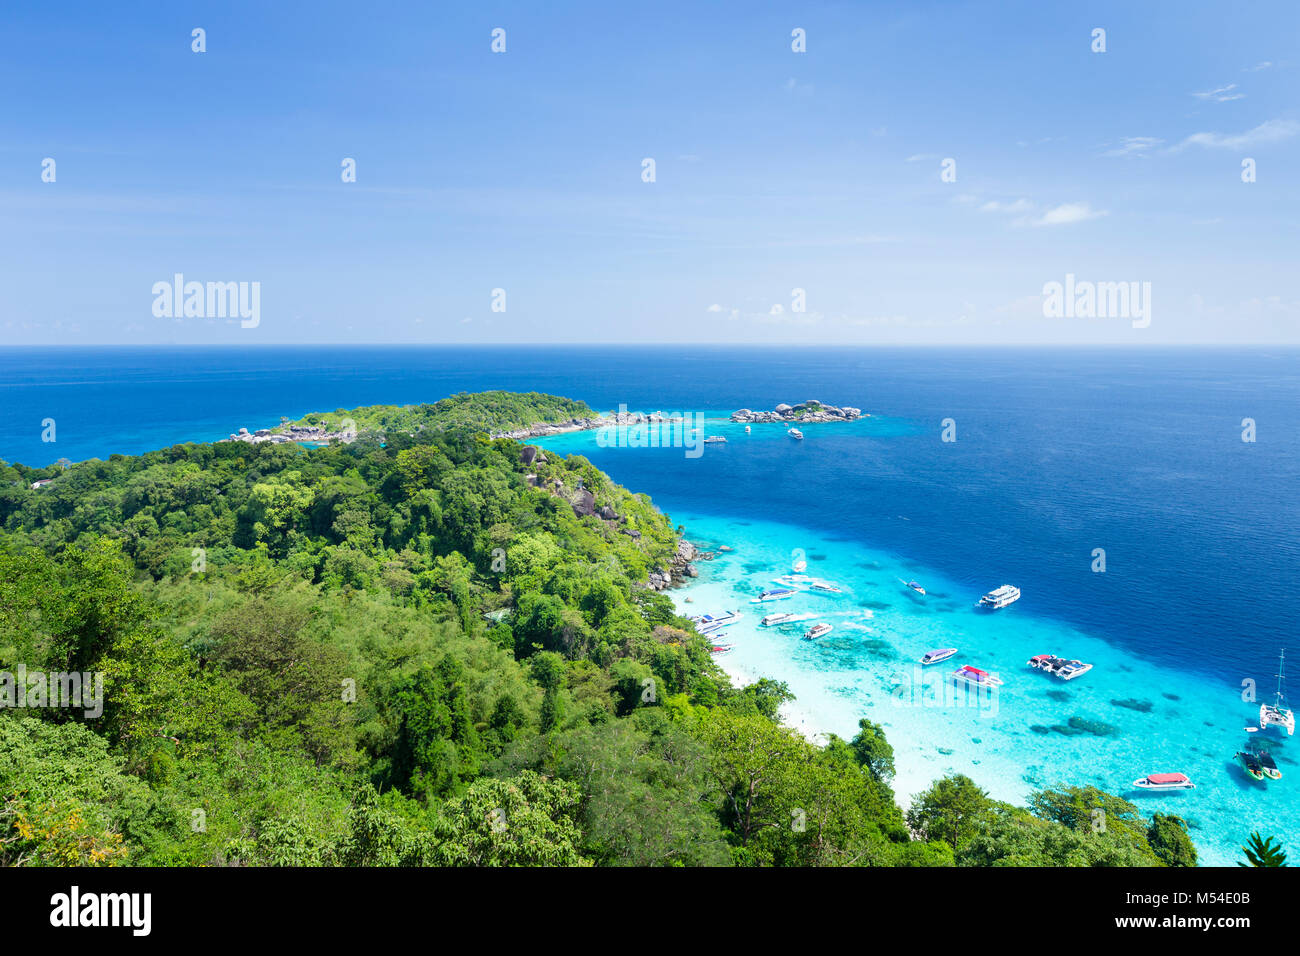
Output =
[{"x1": 1, "y1": 0, "x2": 1296, "y2": 345}]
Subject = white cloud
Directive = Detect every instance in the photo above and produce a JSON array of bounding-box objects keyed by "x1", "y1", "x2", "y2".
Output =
[
  {"x1": 1027, "y1": 202, "x2": 1108, "y2": 227},
  {"x1": 1193, "y1": 83, "x2": 1245, "y2": 102},
  {"x1": 1103, "y1": 136, "x2": 1164, "y2": 157},
  {"x1": 1244, "y1": 61, "x2": 1272, "y2": 72},
  {"x1": 979, "y1": 198, "x2": 1033, "y2": 214},
  {"x1": 706, "y1": 303, "x2": 723, "y2": 312},
  {"x1": 1171, "y1": 118, "x2": 1300, "y2": 151}
]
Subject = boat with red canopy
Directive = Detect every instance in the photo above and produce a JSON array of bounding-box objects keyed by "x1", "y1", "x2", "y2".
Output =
[{"x1": 1133, "y1": 772, "x2": 1195, "y2": 791}]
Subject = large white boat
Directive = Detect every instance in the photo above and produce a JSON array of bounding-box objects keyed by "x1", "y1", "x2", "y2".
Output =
[
  {"x1": 979, "y1": 584, "x2": 1021, "y2": 609},
  {"x1": 1259, "y1": 649, "x2": 1294, "y2": 736},
  {"x1": 810, "y1": 579, "x2": 842, "y2": 593},
  {"x1": 951, "y1": 664, "x2": 1003, "y2": 688},
  {"x1": 1133, "y1": 772, "x2": 1195, "y2": 791},
  {"x1": 761, "y1": 611, "x2": 818, "y2": 627},
  {"x1": 802, "y1": 622, "x2": 833, "y2": 641},
  {"x1": 703, "y1": 435, "x2": 727, "y2": 444},
  {"x1": 1027, "y1": 654, "x2": 1093, "y2": 681},
  {"x1": 788, "y1": 428, "x2": 804, "y2": 440},
  {"x1": 691, "y1": 610, "x2": 742, "y2": 634},
  {"x1": 752, "y1": 588, "x2": 798, "y2": 603}
]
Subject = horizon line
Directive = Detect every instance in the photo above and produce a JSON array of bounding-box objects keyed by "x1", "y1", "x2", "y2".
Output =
[{"x1": 3, "y1": 342, "x2": 1300, "y2": 350}]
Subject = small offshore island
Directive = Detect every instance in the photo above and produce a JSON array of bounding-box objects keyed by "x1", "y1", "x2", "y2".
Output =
[{"x1": 731, "y1": 400, "x2": 863, "y2": 424}]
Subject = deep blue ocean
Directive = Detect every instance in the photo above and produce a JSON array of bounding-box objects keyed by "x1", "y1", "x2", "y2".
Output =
[
  {"x1": 3, "y1": 345, "x2": 1295, "y2": 679},
  {"x1": 2, "y1": 345, "x2": 1297, "y2": 862}
]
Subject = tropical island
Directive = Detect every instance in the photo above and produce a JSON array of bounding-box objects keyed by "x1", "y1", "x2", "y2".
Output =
[{"x1": 0, "y1": 390, "x2": 1206, "y2": 866}]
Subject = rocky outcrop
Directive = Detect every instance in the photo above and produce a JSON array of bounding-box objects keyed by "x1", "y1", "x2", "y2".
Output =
[
  {"x1": 730, "y1": 400, "x2": 863, "y2": 424},
  {"x1": 669, "y1": 538, "x2": 699, "y2": 583},
  {"x1": 490, "y1": 417, "x2": 605, "y2": 440},
  {"x1": 571, "y1": 489, "x2": 597, "y2": 518},
  {"x1": 223, "y1": 423, "x2": 356, "y2": 445},
  {"x1": 519, "y1": 446, "x2": 547, "y2": 466}
]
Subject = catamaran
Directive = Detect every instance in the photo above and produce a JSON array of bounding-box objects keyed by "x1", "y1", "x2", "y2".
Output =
[
  {"x1": 1259, "y1": 649, "x2": 1294, "y2": 736},
  {"x1": 1133, "y1": 772, "x2": 1195, "y2": 791},
  {"x1": 1027, "y1": 654, "x2": 1094, "y2": 681},
  {"x1": 979, "y1": 584, "x2": 1021, "y2": 609},
  {"x1": 761, "y1": 611, "x2": 818, "y2": 627},
  {"x1": 802, "y1": 622, "x2": 833, "y2": 641},
  {"x1": 752, "y1": 588, "x2": 798, "y2": 603},
  {"x1": 951, "y1": 664, "x2": 1003, "y2": 688},
  {"x1": 920, "y1": 647, "x2": 958, "y2": 665}
]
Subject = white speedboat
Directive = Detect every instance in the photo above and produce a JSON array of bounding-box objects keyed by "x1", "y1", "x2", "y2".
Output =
[
  {"x1": 1027, "y1": 654, "x2": 1093, "y2": 681},
  {"x1": 691, "y1": 610, "x2": 742, "y2": 634},
  {"x1": 1133, "y1": 772, "x2": 1195, "y2": 791},
  {"x1": 906, "y1": 580, "x2": 926, "y2": 595},
  {"x1": 979, "y1": 584, "x2": 1020, "y2": 609},
  {"x1": 761, "y1": 611, "x2": 818, "y2": 627},
  {"x1": 703, "y1": 435, "x2": 727, "y2": 444},
  {"x1": 752, "y1": 588, "x2": 798, "y2": 603},
  {"x1": 1259, "y1": 649, "x2": 1294, "y2": 736},
  {"x1": 920, "y1": 647, "x2": 958, "y2": 666},
  {"x1": 788, "y1": 428, "x2": 804, "y2": 440},
  {"x1": 802, "y1": 623, "x2": 833, "y2": 641},
  {"x1": 951, "y1": 664, "x2": 1003, "y2": 688},
  {"x1": 810, "y1": 579, "x2": 842, "y2": 593}
]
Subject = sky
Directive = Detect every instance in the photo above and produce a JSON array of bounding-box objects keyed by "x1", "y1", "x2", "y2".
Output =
[{"x1": 0, "y1": 0, "x2": 1297, "y2": 345}]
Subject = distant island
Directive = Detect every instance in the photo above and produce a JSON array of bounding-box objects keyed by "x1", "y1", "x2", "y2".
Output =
[{"x1": 730, "y1": 400, "x2": 863, "y2": 424}]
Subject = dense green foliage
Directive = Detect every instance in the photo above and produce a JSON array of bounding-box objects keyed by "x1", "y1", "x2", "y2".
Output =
[
  {"x1": 0, "y1": 391, "x2": 1199, "y2": 866},
  {"x1": 289, "y1": 391, "x2": 596, "y2": 438}
]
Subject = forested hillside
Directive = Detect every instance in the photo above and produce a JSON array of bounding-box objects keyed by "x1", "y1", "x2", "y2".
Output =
[{"x1": 0, "y1": 392, "x2": 1195, "y2": 866}]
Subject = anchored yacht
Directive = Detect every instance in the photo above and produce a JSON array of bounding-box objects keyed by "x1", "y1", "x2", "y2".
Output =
[
  {"x1": 1259, "y1": 649, "x2": 1294, "y2": 736},
  {"x1": 979, "y1": 585, "x2": 1021, "y2": 609}
]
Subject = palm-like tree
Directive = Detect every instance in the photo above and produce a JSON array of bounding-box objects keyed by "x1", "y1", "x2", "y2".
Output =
[{"x1": 1239, "y1": 832, "x2": 1288, "y2": 867}]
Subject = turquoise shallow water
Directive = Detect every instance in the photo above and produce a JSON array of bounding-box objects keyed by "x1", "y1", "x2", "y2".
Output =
[{"x1": 540, "y1": 416, "x2": 1297, "y2": 867}]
